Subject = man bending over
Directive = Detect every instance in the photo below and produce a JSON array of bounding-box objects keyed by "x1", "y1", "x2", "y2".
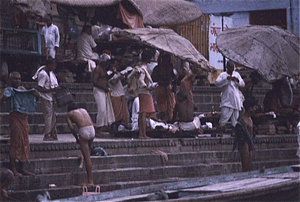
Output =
[{"x1": 66, "y1": 102, "x2": 95, "y2": 186}]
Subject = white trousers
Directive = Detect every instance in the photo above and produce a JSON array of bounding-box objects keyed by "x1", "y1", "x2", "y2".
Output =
[{"x1": 219, "y1": 106, "x2": 239, "y2": 127}]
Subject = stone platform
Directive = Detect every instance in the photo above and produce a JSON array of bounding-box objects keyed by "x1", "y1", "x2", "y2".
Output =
[{"x1": 0, "y1": 133, "x2": 299, "y2": 201}]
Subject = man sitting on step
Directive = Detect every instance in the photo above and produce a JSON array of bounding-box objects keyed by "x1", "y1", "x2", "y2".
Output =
[
  {"x1": 171, "y1": 91, "x2": 202, "y2": 132},
  {"x1": 66, "y1": 102, "x2": 95, "y2": 186}
]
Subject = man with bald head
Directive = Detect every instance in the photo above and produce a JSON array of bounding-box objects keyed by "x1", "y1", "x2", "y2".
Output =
[
  {"x1": 215, "y1": 60, "x2": 245, "y2": 129},
  {"x1": 92, "y1": 53, "x2": 115, "y2": 137},
  {"x1": 0, "y1": 72, "x2": 39, "y2": 177}
]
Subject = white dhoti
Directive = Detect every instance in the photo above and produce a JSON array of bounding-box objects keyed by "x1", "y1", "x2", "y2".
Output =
[
  {"x1": 219, "y1": 106, "x2": 239, "y2": 127},
  {"x1": 177, "y1": 116, "x2": 201, "y2": 131},
  {"x1": 93, "y1": 87, "x2": 115, "y2": 127},
  {"x1": 47, "y1": 47, "x2": 56, "y2": 59}
]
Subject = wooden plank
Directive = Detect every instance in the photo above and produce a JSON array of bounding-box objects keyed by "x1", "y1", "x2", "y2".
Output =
[
  {"x1": 102, "y1": 193, "x2": 149, "y2": 202},
  {"x1": 181, "y1": 177, "x2": 292, "y2": 193},
  {"x1": 181, "y1": 178, "x2": 267, "y2": 192},
  {"x1": 266, "y1": 172, "x2": 300, "y2": 179}
]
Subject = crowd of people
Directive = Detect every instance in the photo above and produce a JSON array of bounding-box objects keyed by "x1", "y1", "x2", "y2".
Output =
[{"x1": 1, "y1": 12, "x2": 299, "y2": 199}]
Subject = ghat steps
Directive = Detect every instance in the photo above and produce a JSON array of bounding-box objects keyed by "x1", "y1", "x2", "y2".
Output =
[{"x1": 0, "y1": 134, "x2": 298, "y2": 201}]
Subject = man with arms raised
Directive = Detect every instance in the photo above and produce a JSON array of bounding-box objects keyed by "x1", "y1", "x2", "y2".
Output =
[
  {"x1": 0, "y1": 72, "x2": 39, "y2": 177},
  {"x1": 215, "y1": 60, "x2": 245, "y2": 129}
]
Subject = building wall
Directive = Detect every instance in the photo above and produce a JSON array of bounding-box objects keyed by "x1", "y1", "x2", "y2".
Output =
[
  {"x1": 191, "y1": 0, "x2": 299, "y2": 36},
  {"x1": 231, "y1": 12, "x2": 249, "y2": 27}
]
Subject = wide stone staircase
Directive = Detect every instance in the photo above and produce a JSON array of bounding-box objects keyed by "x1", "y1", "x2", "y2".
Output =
[{"x1": 0, "y1": 82, "x2": 299, "y2": 201}]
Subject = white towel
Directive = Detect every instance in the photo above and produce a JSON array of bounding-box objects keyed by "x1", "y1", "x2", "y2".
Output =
[{"x1": 32, "y1": 65, "x2": 59, "y2": 88}]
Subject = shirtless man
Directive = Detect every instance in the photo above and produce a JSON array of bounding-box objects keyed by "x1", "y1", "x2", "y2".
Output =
[
  {"x1": 0, "y1": 168, "x2": 14, "y2": 201},
  {"x1": 172, "y1": 91, "x2": 194, "y2": 123},
  {"x1": 233, "y1": 98, "x2": 257, "y2": 172},
  {"x1": 172, "y1": 91, "x2": 201, "y2": 132},
  {"x1": 66, "y1": 102, "x2": 95, "y2": 186}
]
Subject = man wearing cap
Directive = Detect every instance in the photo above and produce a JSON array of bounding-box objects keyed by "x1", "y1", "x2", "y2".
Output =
[{"x1": 92, "y1": 54, "x2": 115, "y2": 137}]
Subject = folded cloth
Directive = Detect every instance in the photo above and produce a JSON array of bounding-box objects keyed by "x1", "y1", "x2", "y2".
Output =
[
  {"x1": 32, "y1": 65, "x2": 58, "y2": 88},
  {"x1": 85, "y1": 59, "x2": 97, "y2": 72}
]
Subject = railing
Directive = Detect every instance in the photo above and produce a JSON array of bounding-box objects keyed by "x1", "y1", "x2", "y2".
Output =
[{"x1": 0, "y1": 27, "x2": 41, "y2": 55}]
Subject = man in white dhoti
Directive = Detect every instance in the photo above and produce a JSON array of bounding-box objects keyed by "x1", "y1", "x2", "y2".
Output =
[
  {"x1": 215, "y1": 61, "x2": 245, "y2": 128},
  {"x1": 92, "y1": 54, "x2": 115, "y2": 136}
]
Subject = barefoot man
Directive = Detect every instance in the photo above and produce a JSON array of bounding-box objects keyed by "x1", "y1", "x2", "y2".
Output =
[
  {"x1": 0, "y1": 72, "x2": 39, "y2": 177},
  {"x1": 66, "y1": 102, "x2": 95, "y2": 186},
  {"x1": 233, "y1": 98, "x2": 257, "y2": 172}
]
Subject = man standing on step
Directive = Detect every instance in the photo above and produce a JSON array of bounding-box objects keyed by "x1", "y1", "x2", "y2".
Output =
[
  {"x1": 41, "y1": 15, "x2": 60, "y2": 59},
  {"x1": 0, "y1": 72, "x2": 39, "y2": 177},
  {"x1": 92, "y1": 53, "x2": 115, "y2": 137},
  {"x1": 232, "y1": 98, "x2": 257, "y2": 172},
  {"x1": 215, "y1": 60, "x2": 245, "y2": 129},
  {"x1": 36, "y1": 58, "x2": 61, "y2": 141},
  {"x1": 66, "y1": 102, "x2": 94, "y2": 186}
]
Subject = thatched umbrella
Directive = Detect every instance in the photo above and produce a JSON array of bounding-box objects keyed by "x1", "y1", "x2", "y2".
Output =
[
  {"x1": 216, "y1": 25, "x2": 300, "y2": 83},
  {"x1": 51, "y1": 0, "x2": 203, "y2": 27},
  {"x1": 129, "y1": 0, "x2": 203, "y2": 26},
  {"x1": 51, "y1": 0, "x2": 121, "y2": 7},
  {"x1": 114, "y1": 28, "x2": 216, "y2": 72},
  {"x1": 10, "y1": 0, "x2": 52, "y2": 18}
]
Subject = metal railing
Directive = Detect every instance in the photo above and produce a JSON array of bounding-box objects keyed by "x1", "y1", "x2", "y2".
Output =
[{"x1": 0, "y1": 27, "x2": 42, "y2": 55}]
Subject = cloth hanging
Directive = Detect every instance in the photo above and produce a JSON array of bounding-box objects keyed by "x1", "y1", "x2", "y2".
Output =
[{"x1": 117, "y1": 3, "x2": 144, "y2": 29}]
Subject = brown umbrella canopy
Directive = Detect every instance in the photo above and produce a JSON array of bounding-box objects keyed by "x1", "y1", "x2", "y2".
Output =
[
  {"x1": 51, "y1": 0, "x2": 121, "y2": 7},
  {"x1": 51, "y1": 0, "x2": 202, "y2": 27},
  {"x1": 128, "y1": 0, "x2": 203, "y2": 26},
  {"x1": 114, "y1": 28, "x2": 216, "y2": 72},
  {"x1": 216, "y1": 25, "x2": 300, "y2": 83},
  {"x1": 11, "y1": 0, "x2": 51, "y2": 18}
]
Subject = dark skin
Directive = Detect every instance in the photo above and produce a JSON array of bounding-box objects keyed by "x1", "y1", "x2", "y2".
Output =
[
  {"x1": 92, "y1": 61, "x2": 111, "y2": 92},
  {"x1": 66, "y1": 108, "x2": 94, "y2": 186},
  {"x1": 172, "y1": 94, "x2": 194, "y2": 123},
  {"x1": 226, "y1": 61, "x2": 239, "y2": 83},
  {"x1": 0, "y1": 169, "x2": 14, "y2": 201},
  {"x1": 0, "y1": 73, "x2": 39, "y2": 177},
  {"x1": 238, "y1": 104, "x2": 256, "y2": 172}
]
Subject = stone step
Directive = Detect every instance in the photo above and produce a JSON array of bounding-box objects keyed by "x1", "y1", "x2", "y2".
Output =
[
  {"x1": 7, "y1": 159, "x2": 298, "y2": 201},
  {"x1": 1, "y1": 148, "x2": 297, "y2": 176},
  {"x1": 0, "y1": 134, "x2": 297, "y2": 160},
  {"x1": 0, "y1": 82, "x2": 277, "y2": 114},
  {"x1": 0, "y1": 101, "x2": 97, "y2": 113},
  {"x1": 0, "y1": 112, "x2": 97, "y2": 125}
]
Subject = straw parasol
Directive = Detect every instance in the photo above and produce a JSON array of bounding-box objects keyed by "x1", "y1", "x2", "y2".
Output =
[
  {"x1": 216, "y1": 25, "x2": 300, "y2": 83},
  {"x1": 11, "y1": 0, "x2": 52, "y2": 18},
  {"x1": 51, "y1": 0, "x2": 121, "y2": 7},
  {"x1": 51, "y1": 0, "x2": 203, "y2": 27},
  {"x1": 114, "y1": 28, "x2": 216, "y2": 72},
  {"x1": 128, "y1": 0, "x2": 203, "y2": 26}
]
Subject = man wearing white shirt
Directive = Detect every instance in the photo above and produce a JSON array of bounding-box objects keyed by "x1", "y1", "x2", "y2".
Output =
[
  {"x1": 77, "y1": 25, "x2": 99, "y2": 72},
  {"x1": 41, "y1": 16, "x2": 60, "y2": 59},
  {"x1": 215, "y1": 60, "x2": 245, "y2": 128},
  {"x1": 36, "y1": 58, "x2": 61, "y2": 141}
]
